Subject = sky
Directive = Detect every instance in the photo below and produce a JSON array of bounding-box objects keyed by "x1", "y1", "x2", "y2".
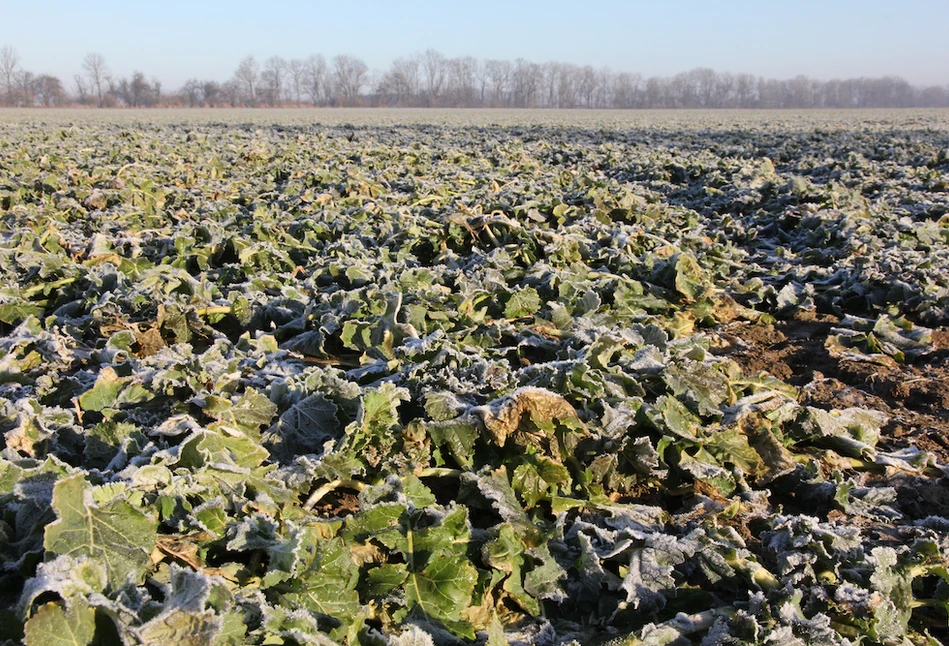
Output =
[{"x1": 3, "y1": 0, "x2": 947, "y2": 91}]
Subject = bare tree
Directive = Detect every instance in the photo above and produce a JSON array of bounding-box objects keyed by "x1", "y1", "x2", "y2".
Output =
[
  {"x1": 540, "y1": 62, "x2": 558, "y2": 108},
  {"x1": 287, "y1": 59, "x2": 306, "y2": 105},
  {"x1": 2, "y1": 44, "x2": 941, "y2": 111},
  {"x1": 612, "y1": 72, "x2": 642, "y2": 108},
  {"x1": 714, "y1": 72, "x2": 735, "y2": 108},
  {"x1": 420, "y1": 49, "x2": 446, "y2": 105},
  {"x1": 485, "y1": 59, "x2": 511, "y2": 105},
  {"x1": 0, "y1": 45, "x2": 18, "y2": 104},
  {"x1": 557, "y1": 63, "x2": 578, "y2": 108},
  {"x1": 261, "y1": 56, "x2": 287, "y2": 106},
  {"x1": 510, "y1": 59, "x2": 540, "y2": 107},
  {"x1": 221, "y1": 79, "x2": 241, "y2": 107},
  {"x1": 474, "y1": 59, "x2": 489, "y2": 106},
  {"x1": 74, "y1": 74, "x2": 89, "y2": 104},
  {"x1": 380, "y1": 56, "x2": 420, "y2": 105},
  {"x1": 643, "y1": 76, "x2": 664, "y2": 108},
  {"x1": 202, "y1": 80, "x2": 222, "y2": 106},
  {"x1": 578, "y1": 65, "x2": 598, "y2": 108},
  {"x1": 82, "y1": 52, "x2": 109, "y2": 107},
  {"x1": 332, "y1": 55, "x2": 368, "y2": 104},
  {"x1": 181, "y1": 78, "x2": 203, "y2": 107},
  {"x1": 595, "y1": 67, "x2": 614, "y2": 108},
  {"x1": 14, "y1": 70, "x2": 34, "y2": 106},
  {"x1": 233, "y1": 56, "x2": 260, "y2": 105},
  {"x1": 735, "y1": 73, "x2": 757, "y2": 108},
  {"x1": 687, "y1": 68, "x2": 717, "y2": 108},
  {"x1": 669, "y1": 71, "x2": 698, "y2": 108},
  {"x1": 305, "y1": 54, "x2": 327, "y2": 105},
  {"x1": 447, "y1": 56, "x2": 477, "y2": 106},
  {"x1": 113, "y1": 71, "x2": 154, "y2": 107},
  {"x1": 35, "y1": 75, "x2": 66, "y2": 106}
]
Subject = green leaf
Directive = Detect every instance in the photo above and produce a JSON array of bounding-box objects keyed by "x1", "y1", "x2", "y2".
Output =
[
  {"x1": 512, "y1": 455, "x2": 570, "y2": 507},
  {"x1": 77, "y1": 367, "x2": 125, "y2": 413},
  {"x1": 361, "y1": 382, "x2": 409, "y2": 434},
  {"x1": 486, "y1": 613, "x2": 510, "y2": 646},
  {"x1": 402, "y1": 474, "x2": 437, "y2": 508},
  {"x1": 795, "y1": 406, "x2": 884, "y2": 459},
  {"x1": 83, "y1": 421, "x2": 138, "y2": 471},
  {"x1": 476, "y1": 468, "x2": 538, "y2": 538},
  {"x1": 178, "y1": 431, "x2": 269, "y2": 470},
  {"x1": 642, "y1": 395, "x2": 703, "y2": 443},
  {"x1": 23, "y1": 600, "x2": 95, "y2": 646},
  {"x1": 504, "y1": 286, "x2": 540, "y2": 318},
  {"x1": 204, "y1": 388, "x2": 277, "y2": 438},
  {"x1": 44, "y1": 474, "x2": 157, "y2": 589},
  {"x1": 282, "y1": 536, "x2": 362, "y2": 624},
  {"x1": 367, "y1": 562, "x2": 409, "y2": 597},
  {"x1": 673, "y1": 252, "x2": 710, "y2": 301},
  {"x1": 483, "y1": 524, "x2": 539, "y2": 615},
  {"x1": 664, "y1": 361, "x2": 730, "y2": 416},
  {"x1": 190, "y1": 498, "x2": 228, "y2": 539},
  {"x1": 342, "y1": 382, "x2": 410, "y2": 469},
  {"x1": 703, "y1": 427, "x2": 763, "y2": 477},
  {"x1": 426, "y1": 419, "x2": 478, "y2": 469},
  {"x1": 866, "y1": 547, "x2": 914, "y2": 640},
  {"x1": 404, "y1": 554, "x2": 478, "y2": 624},
  {"x1": 523, "y1": 543, "x2": 567, "y2": 602},
  {"x1": 0, "y1": 302, "x2": 44, "y2": 325},
  {"x1": 136, "y1": 610, "x2": 221, "y2": 645},
  {"x1": 342, "y1": 502, "x2": 407, "y2": 546},
  {"x1": 423, "y1": 391, "x2": 468, "y2": 422}
]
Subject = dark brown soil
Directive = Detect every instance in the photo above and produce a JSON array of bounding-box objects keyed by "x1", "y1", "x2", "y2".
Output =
[
  {"x1": 716, "y1": 312, "x2": 949, "y2": 463},
  {"x1": 311, "y1": 490, "x2": 361, "y2": 517}
]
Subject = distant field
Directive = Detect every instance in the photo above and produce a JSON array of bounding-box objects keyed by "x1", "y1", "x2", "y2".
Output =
[
  {"x1": 2, "y1": 106, "x2": 949, "y2": 129},
  {"x1": 1, "y1": 110, "x2": 948, "y2": 645}
]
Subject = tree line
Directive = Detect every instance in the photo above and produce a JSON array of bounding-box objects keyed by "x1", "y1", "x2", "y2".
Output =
[{"x1": 2, "y1": 45, "x2": 948, "y2": 110}]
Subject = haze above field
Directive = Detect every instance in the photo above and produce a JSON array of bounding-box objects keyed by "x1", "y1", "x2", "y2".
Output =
[{"x1": 7, "y1": 0, "x2": 949, "y2": 89}]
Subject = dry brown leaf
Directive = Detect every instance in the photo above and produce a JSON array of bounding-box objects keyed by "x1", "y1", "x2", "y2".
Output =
[{"x1": 475, "y1": 387, "x2": 581, "y2": 447}]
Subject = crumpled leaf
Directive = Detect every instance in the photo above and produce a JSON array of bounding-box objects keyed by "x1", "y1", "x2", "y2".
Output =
[
  {"x1": 203, "y1": 388, "x2": 277, "y2": 437},
  {"x1": 663, "y1": 360, "x2": 730, "y2": 416},
  {"x1": 134, "y1": 566, "x2": 222, "y2": 646},
  {"x1": 793, "y1": 406, "x2": 885, "y2": 459},
  {"x1": 470, "y1": 386, "x2": 585, "y2": 450}
]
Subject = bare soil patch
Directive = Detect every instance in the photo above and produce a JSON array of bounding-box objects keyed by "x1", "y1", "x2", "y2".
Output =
[{"x1": 718, "y1": 312, "x2": 949, "y2": 464}]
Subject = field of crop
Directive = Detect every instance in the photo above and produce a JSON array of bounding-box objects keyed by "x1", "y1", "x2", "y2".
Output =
[{"x1": 1, "y1": 108, "x2": 949, "y2": 645}]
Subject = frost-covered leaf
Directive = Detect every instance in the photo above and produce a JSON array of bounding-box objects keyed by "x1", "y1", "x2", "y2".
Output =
[
  {"x1": 23, "y1": 599, "x2": 95, "y2": 646},
  {"x1": 282, "y1": 536, "x2": 362, "y2": 624},
  {"x1": 265, "y1": 393, "x2": 340, "y2": 460},
  {"x1": 204, "y1": 388, "x2": 277, "y2": 437},
  {"x1": 472, "y1": 387, "x2": 583, "y2": 449},
  {"x1": 76, "y1": 367, "x2": 124, "y2": 413},
  {"x1": 523, "y1": 544, "x2": 567, "y2": 603},
  {"x1": 43, "y1": 474, "x2": 157, "y2": 589},
  {"x1": 504, "y1": 287, "x2": 541, "y2": 318},
  {"x1": 663, "y1": 361, "x2": 730, "y2": 416}
]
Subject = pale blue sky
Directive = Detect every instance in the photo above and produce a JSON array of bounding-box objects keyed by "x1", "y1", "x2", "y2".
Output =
[{"x1": 3, "y1": 0, "x2": 947, "y2": 90}]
